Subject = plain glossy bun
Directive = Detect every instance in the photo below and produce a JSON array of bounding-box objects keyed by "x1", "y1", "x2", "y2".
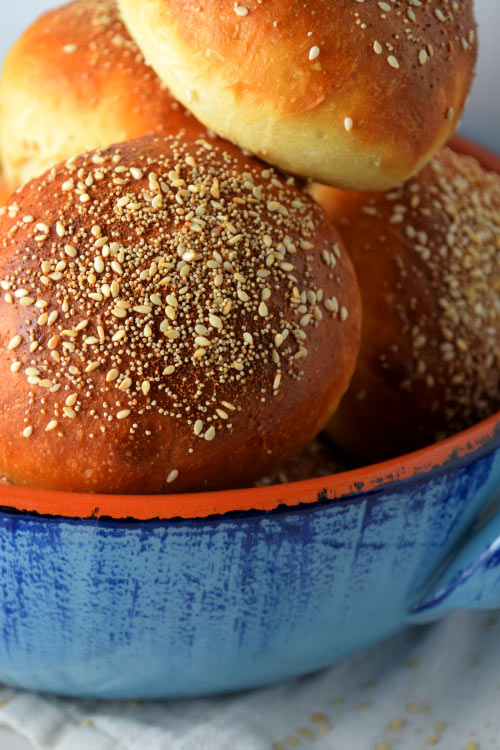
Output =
[
  {"x1": 119, "y1": 0, "x2": 476, "y2": 190},
  {"x1": 311, "y1": 148, "x2": 500, "y2": 465},
  {"x1": 0, "y1": 0, "x2": 206, "y2": 188},
  {"x1": 0, "y1": 133, "x2": 361, "y2": 493}
]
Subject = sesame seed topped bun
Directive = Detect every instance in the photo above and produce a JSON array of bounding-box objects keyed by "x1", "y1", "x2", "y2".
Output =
[
  {"x1": 0, "y1": 133, "x2": 361, "y2": 494},
  {"x1": 0, "y1": 0, "x2": 206, "y2": 188},
  {"x1": 118, "y1": 0, "x2": 476, "y2": 190},
  {"x1": 313, "y1": 147, "x2": 500, "y2": 465}
]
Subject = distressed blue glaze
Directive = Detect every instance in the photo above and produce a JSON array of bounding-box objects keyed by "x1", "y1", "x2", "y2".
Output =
[
  {"x1": 0, "y1": 446, "x2": 499, "y2": 698},
  {"x1": 410, "y1": 509, "x2": 500, "y2": 618}
]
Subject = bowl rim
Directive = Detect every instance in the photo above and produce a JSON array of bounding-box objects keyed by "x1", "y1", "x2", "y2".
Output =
[{"x1": 1, "y1": 134, "x2": 499, "y2": 522}]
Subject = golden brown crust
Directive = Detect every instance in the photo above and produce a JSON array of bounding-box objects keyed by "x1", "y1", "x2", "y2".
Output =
[
  {"x1": 312, "y1": 148, "x2": 500, "y2": 465},
  {"x1": 119, "y1": 0, "x2": 476, "y2": 189},
  {"x1": 0, "y1": 176, "x2": 12, "y2": 206},
  {"x1": 0, "y1": 0, "x2": 206, "y2": 187},
  {"x1": 0, "y1": 133, "x2": 361, "y2": 494}
]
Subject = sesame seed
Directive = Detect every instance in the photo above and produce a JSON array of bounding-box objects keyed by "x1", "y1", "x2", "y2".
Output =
[
  {"x1": 209, "y1": 314, "x2": 223, "y2": 329},
  {"x1": 344, "y1": 117, "x2": 354, "y2": 132},
  {"x1": 167, "y1": 469, "x2": 179, "y2": 484},
  {"x1": 48, "y1": 335, "x2": 60, "y2": 350},
  {"x1": 387, "y1": 55, "x2": 400, "y2": 69},
  {"x1": 7, "y1": 335, "x2": 22, "y2": 350},
  {"x1": 419, "y1": 49, "x2": 429, "y2": 65},
  {"x1": 309, "y1": 45, "x2": 320, "y2": 61},
  {"x1": 195, "y1": 336, "x2": 210, "y2": 347},
  {"x1": 205, "y1": 426, "x2": 216, "y2": 441}
]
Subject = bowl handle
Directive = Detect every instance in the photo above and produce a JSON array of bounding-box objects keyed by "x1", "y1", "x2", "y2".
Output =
[{"x1": 408, "y1": 511, "x2": 500, "y2": 622}]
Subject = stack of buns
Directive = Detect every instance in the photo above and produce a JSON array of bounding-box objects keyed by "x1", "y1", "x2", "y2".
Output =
[{"x1": 0, "y1": 0, "x2": 497, "y2": 494}]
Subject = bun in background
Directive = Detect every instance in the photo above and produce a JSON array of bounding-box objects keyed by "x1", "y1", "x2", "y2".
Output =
[
  {"x1": 0, "y1": 0, "x2": 206, "y2": 189},
  {"x1": 313, "y1": 148, "x2": 500, "y2": 464},
  {"x1": 119, "y1": 0, "x2": 476, "y2": 190}
]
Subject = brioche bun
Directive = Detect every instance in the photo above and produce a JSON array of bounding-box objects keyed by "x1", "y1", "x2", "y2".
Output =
[
  {"x1": 0, "y1": 0, "x2": 206, "y2": 187},
  {"x1": 312, "y1": 148, "x2": 500, "y2": 464},
  {"x1": 119, "y1": 0, "x2": 476, "y2": 190},
  {"x1": 0, "y1": 176, "x2": 12, "y2": 206},
  {"x1": 0, "y1": 133, "x2": 361, "y2": 493}
]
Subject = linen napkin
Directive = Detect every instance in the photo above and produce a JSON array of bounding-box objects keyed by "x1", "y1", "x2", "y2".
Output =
[{"x1": 0, "y1": 609, "x2": 497, "y2": 750}]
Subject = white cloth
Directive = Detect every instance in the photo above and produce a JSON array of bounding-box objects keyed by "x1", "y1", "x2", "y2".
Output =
[{"x1": 0, "y1": 611, "x2": 498, "y2": 750}]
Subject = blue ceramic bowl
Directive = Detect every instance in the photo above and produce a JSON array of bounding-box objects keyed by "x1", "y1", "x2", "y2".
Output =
[{"x1": 0, "y1": 137, "x2": 499, "y2": 700}]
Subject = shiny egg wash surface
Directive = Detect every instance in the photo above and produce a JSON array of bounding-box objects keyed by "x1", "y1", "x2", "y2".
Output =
[{"x1": 0, "y1": 134, "x2": 360, "y2": 494}]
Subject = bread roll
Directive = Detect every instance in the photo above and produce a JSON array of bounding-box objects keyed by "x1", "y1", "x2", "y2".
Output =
[
  {"x1": 0, "y1": 133, "x2": 361, "y2": 494},
  {"x1": 312, "y1": 148, "x2": 500, "y2": 465},
  {"x1": 119, "y1": 0, "x2": 476, "y2": 190},
  {"x1": 0, "y1": 176, "x2": 12, "y2": 206},
  {"x1": 0, "y1": 0, "x2": 206, "y2": 187}
]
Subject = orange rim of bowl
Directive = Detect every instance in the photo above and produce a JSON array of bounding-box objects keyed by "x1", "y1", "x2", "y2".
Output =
[
  {"x1": 0, "y1": 135, "x2": 499, "y2": 521},
  {"x1": 0, "y1": 411, "x2": 499, "y2": 520}
]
